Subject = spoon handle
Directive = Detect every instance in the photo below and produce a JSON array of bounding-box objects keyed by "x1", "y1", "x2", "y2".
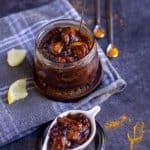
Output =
[
  {"x1": 79, "y1": 0, "x2": 86, "y2": 32},
  {"x1": 87, "y1": 106, "x2": 101, "y2": 118},
  {"x1": 96, "y1": 0, "x2": 101, "y2": 25},
  {"x1": 106, "y1": 0, "x2": 114, "y2": 44}
]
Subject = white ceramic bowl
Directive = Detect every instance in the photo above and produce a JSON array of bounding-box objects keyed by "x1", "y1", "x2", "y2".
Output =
[{"x1": 42, "y1": 105, "x2": 101, "y2": 150}]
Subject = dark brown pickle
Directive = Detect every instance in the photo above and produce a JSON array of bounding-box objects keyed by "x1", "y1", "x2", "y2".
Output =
[
  {"x1": 33, "y1": 22, "x2": 100, "y2": 100},
  {"x1": 39, "y1": 26, "x2": 92, "y2": 63},
  {"x1": 48, "y1": 113, "x2": 91, "y2": 150}
]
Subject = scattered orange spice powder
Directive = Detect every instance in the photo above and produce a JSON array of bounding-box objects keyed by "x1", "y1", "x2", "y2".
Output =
[
  {"x1": 127, "y1": 121, "x2": 144, "y2": 150},
  {"x1": 104, "y1": 114, "x2": 130, "y2": 129}
]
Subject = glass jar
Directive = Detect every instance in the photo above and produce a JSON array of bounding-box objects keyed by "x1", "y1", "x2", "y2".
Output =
[{"x1": 33, "y1": 19, "x2": 101, "y2": 101}]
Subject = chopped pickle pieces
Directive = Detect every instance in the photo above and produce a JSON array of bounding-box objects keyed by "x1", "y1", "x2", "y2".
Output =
[
  {"x1": 40, "y1": 26, "x2": 92, "y2": 63},
  {"x1": 51, "y1": 136, "x2": 66, "y2": 150},
  {"x1": 48, "y1": 113, "x2": 91, "y2": 149},
  {"x1": 70, "y1": 41, "x2": 84, "y2": 47},
  {"x1": 58, "y1": 57, "x2": 66, "y2": 63},
  {"x1": 70, "y1": 41, "x2": 89, "y2": 59},
  {"x1": 51, "y1": 42, "x2": 63, "y2": 55}
]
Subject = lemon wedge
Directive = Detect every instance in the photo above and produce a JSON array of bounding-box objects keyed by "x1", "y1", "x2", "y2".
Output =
[
  {"x1": 7, "y1": 48, "x2": 27, "y2": 67},
  {"x1": 7, "y1": 79, "x2": 28, "y2": 104}
]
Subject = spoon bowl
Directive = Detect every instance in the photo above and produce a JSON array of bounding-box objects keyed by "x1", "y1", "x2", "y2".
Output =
[
  {"x1": 42, "y1": 106, "x2": 101, "y2": 150},
  {"x1": 106, "y1": 43, "x2": 119, "y2": 58},
  {"x1": 93, "y1": 25, "x2": 105, "y2": 38}
]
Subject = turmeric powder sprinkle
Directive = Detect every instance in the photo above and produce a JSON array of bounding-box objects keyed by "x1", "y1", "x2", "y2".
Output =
[
  {"x1": 104, "y1": 114, "x2": 130, "y2": 129},
  {"x1": 127, "y1": 121, "x2": 144, "y2": 150}
]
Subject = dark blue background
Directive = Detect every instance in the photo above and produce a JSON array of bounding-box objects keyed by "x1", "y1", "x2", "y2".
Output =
[{"x1": 0, "y1": 0, "x2": 150, "y2": 149}]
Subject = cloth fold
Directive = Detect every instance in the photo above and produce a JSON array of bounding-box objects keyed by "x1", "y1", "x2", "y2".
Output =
[{"x1": 0, "y1": 0, "x2": 126, "y2": 147}]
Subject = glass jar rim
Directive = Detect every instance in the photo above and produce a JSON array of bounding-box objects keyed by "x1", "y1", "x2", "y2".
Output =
[{"x1": 35, "y1": 19, "x2": 96, "y2": 68}]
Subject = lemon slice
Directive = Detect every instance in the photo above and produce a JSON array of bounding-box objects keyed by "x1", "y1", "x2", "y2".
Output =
[
  {"x1": 7, "y1": 79, "x2": 28, "y2": 104},
  {"x1": 7, "y1": 48, "x2": 27, "y2": 67}
]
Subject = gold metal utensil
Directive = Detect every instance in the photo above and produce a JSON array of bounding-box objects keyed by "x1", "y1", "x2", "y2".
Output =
[
  {"x1": 93, "y1": 0, "x2": 105, "y2": 38},
  {"x1": 106, "y1": 0, "x2": 119, "y2": 58}
]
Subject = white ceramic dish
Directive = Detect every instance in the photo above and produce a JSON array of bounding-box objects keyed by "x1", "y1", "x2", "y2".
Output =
[{"x1": 42, "y1": 105, "x2": 101, "y2": 150}]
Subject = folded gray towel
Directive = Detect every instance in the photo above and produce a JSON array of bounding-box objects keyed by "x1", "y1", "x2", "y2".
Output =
[{"x1": 0, "y1": 0, "x2": 126, "y2": 147}]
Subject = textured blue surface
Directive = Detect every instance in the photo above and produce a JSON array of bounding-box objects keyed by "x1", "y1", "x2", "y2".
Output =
[{"x1": 0, "y1": 0, "x2": 150, "y2": 149}]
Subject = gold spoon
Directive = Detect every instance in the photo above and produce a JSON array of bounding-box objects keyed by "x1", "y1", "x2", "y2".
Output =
[
  {"x1": 93, "y1": 0, "x2": 105, "y2": 38},
  {"x1": 106, "y1": 0, "x2": 119, "y2": 58}
]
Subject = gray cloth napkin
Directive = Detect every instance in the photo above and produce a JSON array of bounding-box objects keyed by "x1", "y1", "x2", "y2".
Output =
[{"x1": 0, "y1": 0, "x2": 126, "y2": 147}]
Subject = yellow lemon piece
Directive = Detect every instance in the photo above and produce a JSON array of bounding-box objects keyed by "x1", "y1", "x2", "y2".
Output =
[
  {"x1": 7, "y1": 79, "x2": 28, "y2": 104},
  {"x1": 7, "y1": 48, "x2": 27, "y2": 67},
  {"x1": 107, "y1": 47, "x2": 119, "y2": 58}
]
